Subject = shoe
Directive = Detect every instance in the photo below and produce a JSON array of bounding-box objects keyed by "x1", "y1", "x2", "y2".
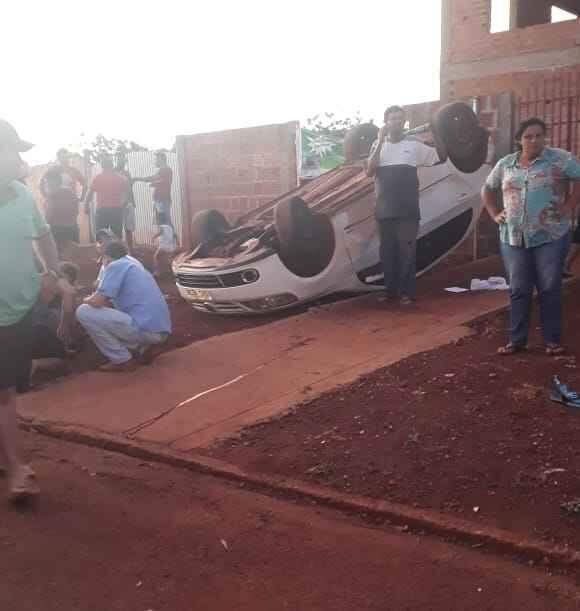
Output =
[
  {"x1": 497, "y1": 343, "x2": 527, "y2": 356},
  {"x1": 378, "y1": 293, "x2": 397, "y2": 303},
  {"x1": 545, "y1": 343, "x2": 565, "y2": 356},
  {"x1": 400, "y1": 295, "x2": 415, "y2": 306},
  {"x1": 550, "y1": 376, "x2": 580, "y2": 408},
  {"x1": 137, "y1": 343, "x2": 165, "y2": 366},
  {"x1": 8, "y1": 465, "x2": 39, "y2": 503},
  {"x1": 98, "y1": 359, "x2": 138, "y2": 373}
]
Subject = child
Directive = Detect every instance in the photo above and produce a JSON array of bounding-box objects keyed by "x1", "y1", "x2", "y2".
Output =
[{"x1": 152, "y1": 214, "x2": 176, "y2": 278}]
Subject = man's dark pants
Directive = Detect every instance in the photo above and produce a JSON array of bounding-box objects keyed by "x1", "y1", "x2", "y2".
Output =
[
  {"x1": 95, "y1": 207, "x2": 123, "y2": 239},
  {"x1": 378, "y1": 217, "x2": 419, "y2": 299}
]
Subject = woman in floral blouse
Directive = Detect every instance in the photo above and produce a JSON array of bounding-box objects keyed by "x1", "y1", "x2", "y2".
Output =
[{"x1": 482, "y1": 117, "x2": 580, "y2": 356}]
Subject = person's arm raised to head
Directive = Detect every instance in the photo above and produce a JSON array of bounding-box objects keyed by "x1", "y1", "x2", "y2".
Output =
[{"x1": 365, "y1": 125, "x2": 387, "y2": 178}]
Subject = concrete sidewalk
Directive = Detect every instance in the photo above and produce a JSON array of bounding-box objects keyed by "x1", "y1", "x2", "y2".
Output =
[{"x1": 19, "y1": 287, "x2": 509, "y2": 450}]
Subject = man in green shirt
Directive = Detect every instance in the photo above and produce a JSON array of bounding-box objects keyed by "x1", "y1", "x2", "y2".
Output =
[{"x1": 0, "y1": 119, "x2": 60, "y2": 502}]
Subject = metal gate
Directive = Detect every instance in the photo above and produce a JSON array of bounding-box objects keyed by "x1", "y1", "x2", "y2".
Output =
[
  {"x1": 86, "y1": 151, "x2": 182, "y2": 247},
  {"x1": 126, "y1": 152, "x2": 182, "y2": 247},
  {"x1": 516, "y1": 68, "x2": 580, "y2": 156}
]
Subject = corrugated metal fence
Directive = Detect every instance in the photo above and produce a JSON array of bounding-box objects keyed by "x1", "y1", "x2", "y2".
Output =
[
  {"x1": 125, "y1": 152, "x2": 183, "y2": 247},
  {"x1": 87, "y1": 151, "x2": 183, "y2": 247}
]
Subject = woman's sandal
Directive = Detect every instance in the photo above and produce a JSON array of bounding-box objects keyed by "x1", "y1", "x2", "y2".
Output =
[
  {"x1": 497, "y1": 343, "x2": 527, "y2": 356},
  {"x1": 545, "y1": 343, "x2": 565, "y2": 356}
]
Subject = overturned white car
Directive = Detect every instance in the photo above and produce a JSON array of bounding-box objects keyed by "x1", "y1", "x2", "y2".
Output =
[{"x1": 173, "y1": 103, "x2": 492, "y2": 314}]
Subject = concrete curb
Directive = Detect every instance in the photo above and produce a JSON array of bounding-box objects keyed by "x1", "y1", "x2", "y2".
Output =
[{"x1": 22, "y1": 418, "x2": 580, "y2": 571}]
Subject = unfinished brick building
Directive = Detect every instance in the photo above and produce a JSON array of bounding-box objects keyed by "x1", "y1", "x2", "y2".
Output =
[
  {"x1": 441, "y1": 0, "x2": 580, "y2": 156},
  {"x1": 410, "y1": 1, "x2": 580, "y2": 258}
]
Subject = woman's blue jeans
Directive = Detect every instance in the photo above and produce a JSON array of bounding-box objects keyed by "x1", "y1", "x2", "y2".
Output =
[{"x1": 500, "y1": 233, "x2": 570, "y2": 346}]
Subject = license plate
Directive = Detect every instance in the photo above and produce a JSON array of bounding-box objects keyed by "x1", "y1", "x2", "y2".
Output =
[{"x1": 186, "y1": 288, "x2": 211, "y2": 301}]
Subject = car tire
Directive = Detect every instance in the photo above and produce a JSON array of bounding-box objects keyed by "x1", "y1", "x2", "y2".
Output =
[
  {"x1": 190, "y1": 209, "x2": 229, "y2": 249},
  {"x1": 432, "y1": 103, "x2": 488, "y2": 173},
  {"x1": 343, "y1": 123, "x2": 379, "y2": 163},
  {"x1": 448, "y1": 126, "x2": 489, "y2": 174},
  {"x1": 275, "y1": 197, "x2": 336, "y2": 277}
]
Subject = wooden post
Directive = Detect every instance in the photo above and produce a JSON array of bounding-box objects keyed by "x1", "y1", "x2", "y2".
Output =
[{"x1": 175, "y1": 135, "x2": 191, "y2": 249}]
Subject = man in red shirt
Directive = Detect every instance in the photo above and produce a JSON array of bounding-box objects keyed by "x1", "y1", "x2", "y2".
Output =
[
  {"x1": 133, "y1": 150, "x2": 173, "y2": 225},
  {"x1": 85, "y1": 155, "x2": 129, "y2": 239},
  {"x1": 40, "y1": 148, "x2": 87, "y2": 202},
  {"x1": 43, "y1": 168, "x2": 79, "y2": 255}
]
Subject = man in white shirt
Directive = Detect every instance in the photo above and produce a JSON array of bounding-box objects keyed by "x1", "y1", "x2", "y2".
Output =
[{"x1": 366, "y1": 105, "x2": 440, "y2": 304}]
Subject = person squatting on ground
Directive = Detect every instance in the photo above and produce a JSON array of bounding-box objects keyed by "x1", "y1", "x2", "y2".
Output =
[
  {"x1": 482, "y1": 117, "x2": 580, "y2": 356},
  {"x1": 114, "y1": 150, "x2": 137, "y2": 254},
  {"x1": 76, "y1": 241, "x2": 172, "y2": 373},
  {"x1": 84, "y1": 155, "x2": 129, "y2": 239},
  {"x1": 133, "y1": 150, "x2": 173, "y2": 226},
  {"x1": 0, "y1": 119, "x2": 62, "y2": 501},
  {"x1": 152, "y1": 213, "x2": 177, "y2": 278},
  {"x1": 366, "y1": 105, "x2": 441, "y2": 305}
]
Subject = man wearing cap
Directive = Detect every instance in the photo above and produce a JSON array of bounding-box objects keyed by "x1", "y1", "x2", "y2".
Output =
[{"x1": 0, "y1": 119, "x2": 60, "y2": 501}]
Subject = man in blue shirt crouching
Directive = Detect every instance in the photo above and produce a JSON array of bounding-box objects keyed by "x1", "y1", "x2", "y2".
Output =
[{"x1": 76, "y1": 241, "x2": 172, "y2": 372}]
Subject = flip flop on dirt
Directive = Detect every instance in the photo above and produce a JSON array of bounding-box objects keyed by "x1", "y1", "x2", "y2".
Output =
[
  {"x1": 497, "y1": 343, "x2": 527, "y2": 356},
  {"x1": 545, "y1": 344, "x2": 565, "y2": 356}
]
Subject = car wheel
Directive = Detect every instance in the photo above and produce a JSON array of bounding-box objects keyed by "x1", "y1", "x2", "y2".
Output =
[
  {"x1": 432, "y1": 103, "x2": 488, "y2": 173},
  {"x1": 343, "y1": 123, "x2": 379, "y2": 162},
  {"x1": 275, "y1": 197, "x2": 336, "y2": 277},
  {"x1": 190, "y1": 209, "x2": 230, "y2": 249},
  {"x1": 447, "y1": 126, "x2": 489, "y2": 174}
]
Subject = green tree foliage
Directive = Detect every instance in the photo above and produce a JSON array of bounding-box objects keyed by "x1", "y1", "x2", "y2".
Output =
[
  {"x1": 302, "y1": 112, "x2": 365, "y2": 173},
  {"x1": 81, "y1": 135, "x2": 151, "y2": 164}
]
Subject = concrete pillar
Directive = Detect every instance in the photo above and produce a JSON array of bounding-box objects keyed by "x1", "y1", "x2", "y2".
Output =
[
  {"x1": 510, "y1": 0, "x2": 551, "y2": 29},
  {"x1": 440, "y1": 0, "x2": 453, "y2": 101}
]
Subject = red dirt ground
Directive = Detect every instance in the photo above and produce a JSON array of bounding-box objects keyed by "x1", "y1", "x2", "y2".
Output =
[
  {"x1": 43, "y1": 246, "x2": 500, "y2": 381},
  {"x1": 3, "y1": 432, "x2": 580, "y2": 611},
  {"x1": 208, "y1": 280, "x2": 580, "y2": 551},
  {"x1": 37, "y1": 246, "x2": 283, "y2": 379}
]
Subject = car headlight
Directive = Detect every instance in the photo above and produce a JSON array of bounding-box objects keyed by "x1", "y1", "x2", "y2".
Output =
[{"x1": 243, "y1": 293, "x2": 298, "y2": 311}]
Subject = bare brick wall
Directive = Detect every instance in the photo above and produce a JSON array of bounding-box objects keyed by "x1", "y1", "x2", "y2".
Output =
[
  {"x1": 177, "y1": 122, "x2": 299, "y2": 244},
  {"x1": 445, "y1": 1, "x2": 579, "y2": 64},
  {"x1": 441, "y1": 0, "x2": 580, "y2": 99}
]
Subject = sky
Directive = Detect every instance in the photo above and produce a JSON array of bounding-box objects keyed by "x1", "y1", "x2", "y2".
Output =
[
  {"x1": 3, "y1": 0, "x2": 442, "y2": 165},
  {"x1": 490, "y1": 1, "x2": 575, "y2": 32}
]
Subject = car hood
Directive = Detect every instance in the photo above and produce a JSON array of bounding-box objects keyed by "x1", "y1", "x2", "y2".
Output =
[{"x1": 174, "y1": 247, "x2": 275, "y2": 272}]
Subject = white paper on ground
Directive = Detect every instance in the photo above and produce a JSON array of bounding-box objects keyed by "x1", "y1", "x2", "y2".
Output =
[
  {"x1": 445, "y1": 287, "x2": 469, "y2": 293},
  {"x1": 470, "y1": 276, "x2": 509, "y2": 291}
]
